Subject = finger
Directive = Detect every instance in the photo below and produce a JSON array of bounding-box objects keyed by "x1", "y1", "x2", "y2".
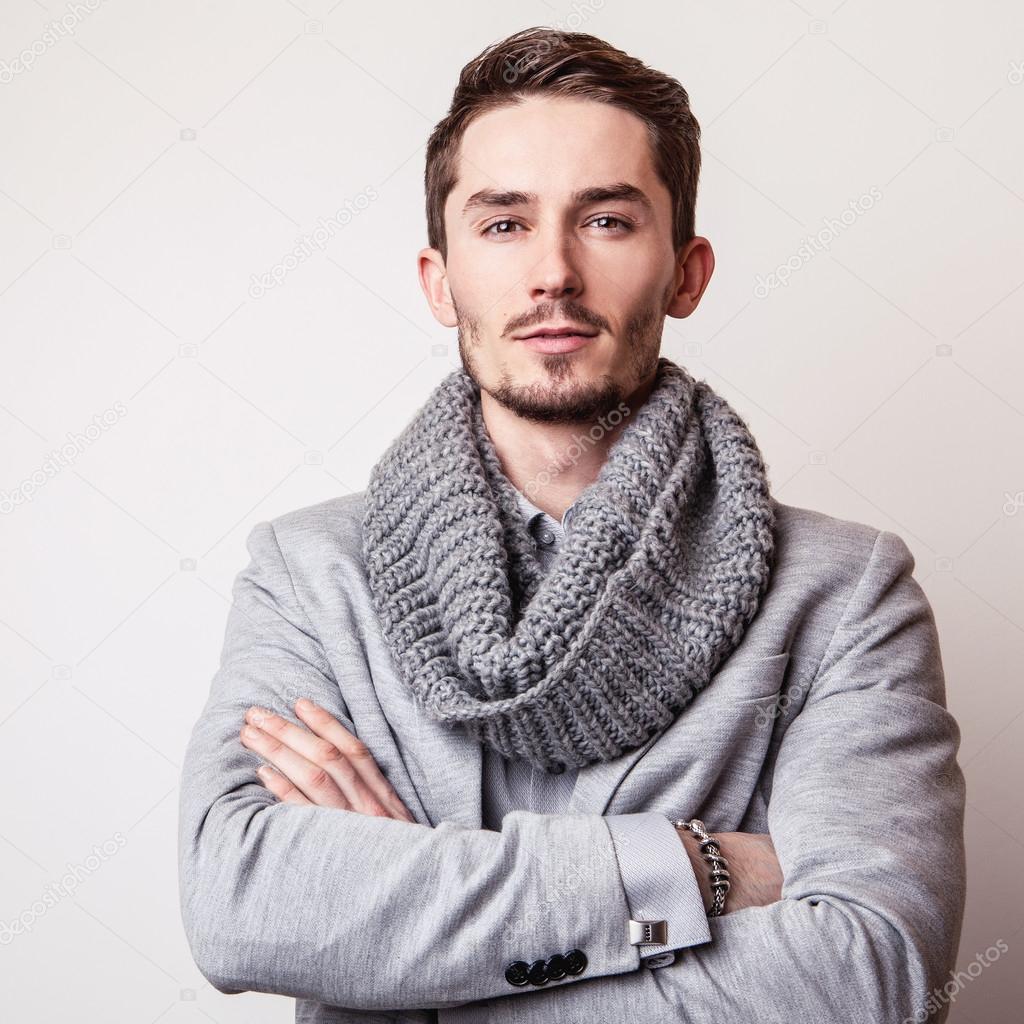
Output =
[
  {"x1": 244, "y1": 706, "x2": 397, "y2": 818},
  {"x1": 256, "y1": 764, "x2": 312, "y2": 806},
  {"x1": 293, "y1": 698, "x2": 417, "y2": 822},
  {"x1": 240, "y1": 721, "x2": 352, "y2": 810}
]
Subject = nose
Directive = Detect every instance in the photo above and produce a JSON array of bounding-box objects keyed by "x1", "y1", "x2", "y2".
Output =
[{"x1": 529, "y1": 232, "x2": 583, "y2": 301}]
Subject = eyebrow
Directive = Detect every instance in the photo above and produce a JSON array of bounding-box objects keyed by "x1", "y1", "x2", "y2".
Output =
[{"x1": 461, "y1": 182, "x2": 653, "y2": 217}]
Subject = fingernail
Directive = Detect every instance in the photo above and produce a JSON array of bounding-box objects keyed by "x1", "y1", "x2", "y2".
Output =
[
  {"x1": 256, "y1": 765, "x2": 273, "y2": 779},
  {"x1": 296, "y1": 698, "x2": 314, "y2": 712}
]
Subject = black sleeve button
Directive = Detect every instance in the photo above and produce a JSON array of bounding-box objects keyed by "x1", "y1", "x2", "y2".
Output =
[
  {"x1": 504, "y1": 960, "x2": 530, "y2": 986},
  {"x1": 527, "y1": 959, "x2": 550, "y2": 986},
  {"x1": 545, "y1": 953, "x2": 567, "y2": 980},
  {"x1": 563, "y1": 948, "x2": 588, "y2": 976}
]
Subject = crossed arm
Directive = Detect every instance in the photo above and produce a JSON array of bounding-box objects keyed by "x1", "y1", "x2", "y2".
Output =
[
  {"x1": 238, "y1": 698, "x2": 785, "y2": 918},
  {"x1": 178, "y1": 520, "x2": 966, "y2": 1021}
]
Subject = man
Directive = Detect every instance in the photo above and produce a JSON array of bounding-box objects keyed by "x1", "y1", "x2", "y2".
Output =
[{"x1": 178, "y1": 26, "x2": 966, "y2": 1024}]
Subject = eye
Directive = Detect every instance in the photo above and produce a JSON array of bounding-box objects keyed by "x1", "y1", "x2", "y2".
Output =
[
  {"x1": 482, "y1": 219, "x2": 524, "y2": 237},
  {"x1": 587, "y1": 215, "x2": 632, "y2": 233},
  {"x1": 480, "y1": 215, "x2": 634, "y2": 238}
]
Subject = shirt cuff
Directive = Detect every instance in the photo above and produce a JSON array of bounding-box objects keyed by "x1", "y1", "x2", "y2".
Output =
[{"x1": 604, "y1": 812, "x2": 713, "y2": 967}]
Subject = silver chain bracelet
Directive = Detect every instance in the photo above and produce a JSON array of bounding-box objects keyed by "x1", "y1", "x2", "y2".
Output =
[{"x1": 672, "y1": 818, "x2": 730, "y2": 917}]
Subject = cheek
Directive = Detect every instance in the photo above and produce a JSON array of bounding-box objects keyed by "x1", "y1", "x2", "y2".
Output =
[
  {"x1": 598, "y1": 243, "x2": 663, "y2": 288},
  {"x1": 591, "y1": 255, "x2": 670, "y2": 321},
  {"x1": 448, "y1": 249, "x2": 521, "y2": 307}
]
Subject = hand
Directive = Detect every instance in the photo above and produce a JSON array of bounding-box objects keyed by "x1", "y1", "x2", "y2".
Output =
[
  {"x1": 239, "y1": 698, "x2": 416, "y2": 822},
  {"x1": 677, "y1": 829, "x2": 783, "y2": 914}
]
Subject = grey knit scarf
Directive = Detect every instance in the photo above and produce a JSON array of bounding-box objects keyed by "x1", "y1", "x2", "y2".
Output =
[{"x1": 362, "y1": 356, "x2": 775, "y2": 773}]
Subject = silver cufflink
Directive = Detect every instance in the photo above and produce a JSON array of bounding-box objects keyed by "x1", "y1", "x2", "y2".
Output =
[{"x1": 628, "y1": 919, "x2": 668, "y2": 945}]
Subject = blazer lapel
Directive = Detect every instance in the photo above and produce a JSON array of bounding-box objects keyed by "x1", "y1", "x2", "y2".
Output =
[
  {"x1": 563, "y1": 727, "x2": 665, "y2": 817},
  {"x1": 399, "y1": 709, "x2": 485, "y2": 829},
  {"x1": 402, "y1": 716, "x2": 662, "y2": 828},
  {"x1": 385, "y1": 673, "x2": 665, "y2": 827}
]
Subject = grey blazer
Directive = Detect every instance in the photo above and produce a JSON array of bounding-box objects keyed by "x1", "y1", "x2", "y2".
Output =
[{"x1": 177, "y1": 494, "x2": 966, "y2": 1024}]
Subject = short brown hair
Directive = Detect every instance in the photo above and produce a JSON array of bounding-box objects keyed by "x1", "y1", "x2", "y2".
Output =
[{"x1": 424, "y1": 26, "x2": 702, "y2": 263}]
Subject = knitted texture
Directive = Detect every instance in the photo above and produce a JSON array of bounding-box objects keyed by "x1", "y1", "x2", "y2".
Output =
[{"x1": 362, "y1": 356, "x2": 776, "y2": 773}]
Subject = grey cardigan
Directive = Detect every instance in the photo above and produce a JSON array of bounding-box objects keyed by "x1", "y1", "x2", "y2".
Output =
[{"x1": 177, "y1": 493, "x2": 967, "y2": 1023}]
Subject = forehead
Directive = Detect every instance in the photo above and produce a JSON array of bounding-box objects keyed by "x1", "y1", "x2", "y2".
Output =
[{"x1": 449, "y1": 95, "x2": 660, "y2": 205}]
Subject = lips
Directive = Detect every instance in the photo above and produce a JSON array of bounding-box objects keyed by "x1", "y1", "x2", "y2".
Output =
[
  {"x1": 518, "y1": 331, "x2": 598, "y2": 355},
  {"x1": 516, "y1": 326, "x2": 598, "y2": 340}
]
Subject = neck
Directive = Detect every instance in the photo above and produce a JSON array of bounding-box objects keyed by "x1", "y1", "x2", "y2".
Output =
[{"x1": 479, "y1": 370, "x2": 659, "y2": 521}]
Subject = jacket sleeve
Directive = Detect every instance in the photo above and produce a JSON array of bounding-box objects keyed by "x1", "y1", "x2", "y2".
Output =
[
  {"x1": 178, "y1": 520, "x2": 652, "y2": 1011},
  {"x1": 448, "y1": 529, "x2": 967, "y2": 1024},
  {"x1": 604, "y1": 812, "x2": 712, "y2": 965}
]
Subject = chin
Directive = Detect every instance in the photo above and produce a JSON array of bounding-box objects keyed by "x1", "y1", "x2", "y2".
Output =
[{"x1": 487, "y1": 359, "x2": 626, "y2": 424}]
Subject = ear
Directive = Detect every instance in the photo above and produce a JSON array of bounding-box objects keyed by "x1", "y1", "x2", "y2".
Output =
[
  {"x1": 418, "y1": 247, "x2": 457, "y2": 328},
  {"x1": 666, "y1": 236, "x2": 716, "y2": 319}
]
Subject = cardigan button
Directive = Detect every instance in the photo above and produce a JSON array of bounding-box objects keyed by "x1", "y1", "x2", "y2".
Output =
[
  {"x1": 504, "y1": 960, "x2": 529, "y2": 986},
  {"x1": 527, "y1": 959, "x2": 550, "y2": 986},
  {"x1": 546, "y1": 953, "x2": 567, "y2": 980},
  {"x1": 564, "y1": 948, "x2": 588, "y2": 975}
]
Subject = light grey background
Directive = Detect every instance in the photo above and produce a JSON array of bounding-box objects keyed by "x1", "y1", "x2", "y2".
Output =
[{"x1": 1, "y1": 1, "x2": 1022, "y2": 1021}]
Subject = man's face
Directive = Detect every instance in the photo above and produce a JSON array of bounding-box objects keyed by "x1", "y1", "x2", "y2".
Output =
[{"x1": 430, "y1": 95, "x2": 685, "y2": 424}]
